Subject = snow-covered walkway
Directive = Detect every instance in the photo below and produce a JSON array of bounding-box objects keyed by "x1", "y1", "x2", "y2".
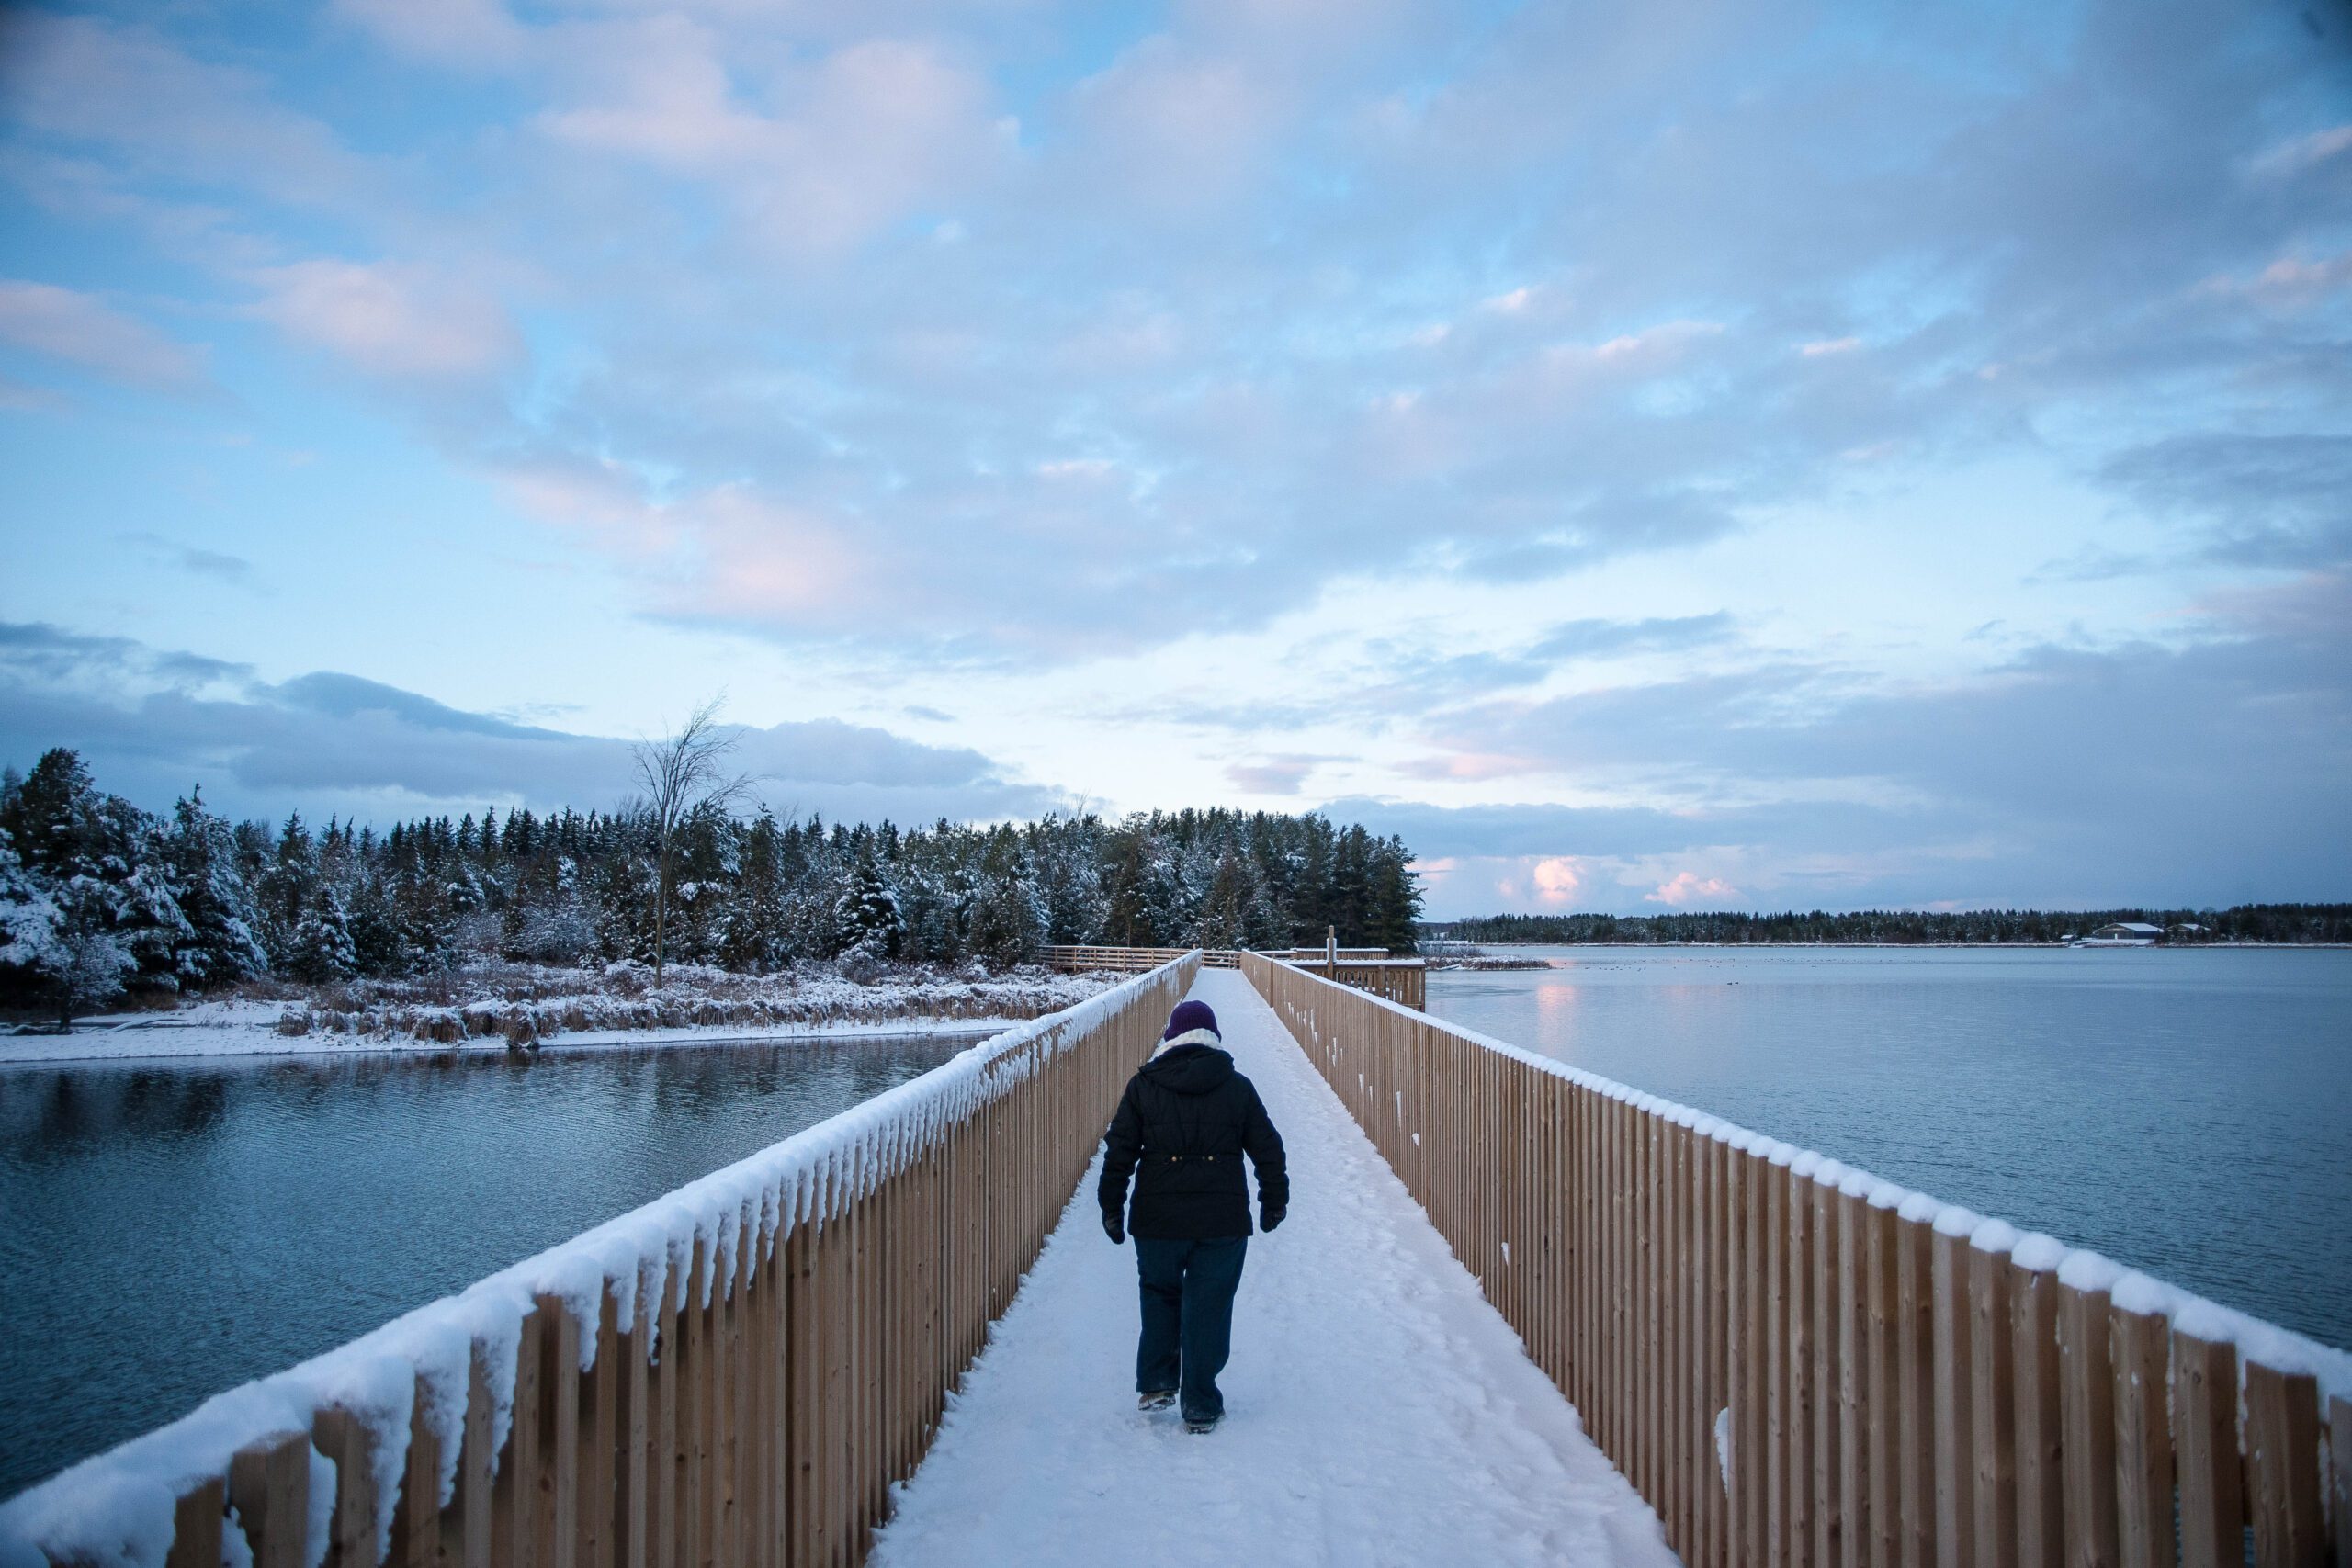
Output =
[{"x1": 869, "y1": 969, "x2": 1678, "y2": 1568}]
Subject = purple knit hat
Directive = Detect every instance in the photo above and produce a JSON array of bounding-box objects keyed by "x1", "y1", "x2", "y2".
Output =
[{"x1": 1161, "y1": 999, "x2": 1219, "y2": 1042}]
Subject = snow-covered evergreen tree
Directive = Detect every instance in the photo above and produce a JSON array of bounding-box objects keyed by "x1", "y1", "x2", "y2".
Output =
[
  {"x1": 967, "y1": 863, "x2": 1047, "y2": 969},
  {"x1": 165, "y1": 791, "x2": 267, "y2": 986},
  {"x1": 833, "y1": 855, "x2": 905, "y2": 962},
  {"x1": 0, "y1": 825, "x2": 65, "y2": 997}
]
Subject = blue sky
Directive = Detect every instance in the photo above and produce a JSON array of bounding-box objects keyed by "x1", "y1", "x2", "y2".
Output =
[{"x1": 1, "y1": 0, "x2": 2346, "y2": 917}]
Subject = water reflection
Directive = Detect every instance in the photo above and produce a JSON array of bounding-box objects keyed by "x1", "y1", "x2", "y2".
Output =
[{"x1": 0, "y1": 1030, "x2": 980, "y2": 1499}]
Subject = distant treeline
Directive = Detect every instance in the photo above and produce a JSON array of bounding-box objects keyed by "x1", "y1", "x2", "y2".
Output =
[
  {"x1": 1, "y1": 747, "x2": 1422, "y2": 1017},
  {"x1": 1430, "y1": 906, "x2": 2352, "y2": 946}
]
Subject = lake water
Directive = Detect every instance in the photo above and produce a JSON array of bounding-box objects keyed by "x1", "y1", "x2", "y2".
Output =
[
  {"x1": 1429, "y1": 946, "x2": 2352, "y2": 1355},
  {"x1": 0, "y1": 1032, "x2": 978, "y2": 1500}
]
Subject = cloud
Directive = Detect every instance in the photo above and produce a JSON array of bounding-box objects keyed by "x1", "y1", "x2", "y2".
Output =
[
  {"x1": 1646, "y1": 871, "x2": 1736, "y2": 906},
  {"x1": 0, "y1": 12, "x2": 368, "y2": 208},
  {"x1": 117, "y1": 533, "x2": 255, "y2": 583},
  {"x1": 2246, "y1": 123, "x2": 2352, "y2": 179},
  {"x1": 0, "y1": 280, "x2": 206, "y2": 389},
  {"x1": 333, "y1": 0, "x2": 529, "y2": 71},
  {"x1": 1226, "y1": 755, "x2": 1330, "y2": 795},
  {"x1": 0, "y1": 623, "x2": 1057, "y2": 827},
  {"x1": 246, "y1": 260, "x2": 521, "y2": 380},
  {"x1": 537, "y1": 26, "x2": 1006, "y2": 256},
  {"x1": 47, "y1": 0, "x2": 2312, "y2": 669},
  {"x1": 1530, "y1": 855, "x2": 1583, "y2": 903},
  {"x1": 1316, "y1": 568, "x2": 2352, "y2": 910},
  {"x1": 2098, "y1": 434, "x2": 2352, "y2": 570},
  {"x1": 1526, "y1": 612, "x2": 1736, "y2": 662}
]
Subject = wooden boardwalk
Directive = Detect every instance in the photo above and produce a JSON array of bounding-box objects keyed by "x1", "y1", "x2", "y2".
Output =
[
  {"x1": 5, "y1": 951, "x2": 2346, "y2": 1568},
  {"x1": 871, "y1": 970, "x2": 1676, "y2": 1567}
]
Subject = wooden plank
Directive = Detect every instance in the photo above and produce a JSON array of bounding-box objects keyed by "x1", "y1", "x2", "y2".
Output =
[
  {"x1": 1838, "y1": 1190, "x2": 1868, "y2": 1568},
  {"x1": 2245, "y1": 1360, "x2": 2324, "y2": 1568},
  {"x1": 1744, "y1": 1146, "x2": 1769, "y2": 1568},
  {"x1": 1812, "y1": 1176, "x2": 1840, "y2": 1568},
  {"x1": 1896, "y1": 1210, "x2": 1935, "y2": 1568},
  {"x1": 784, "y1": 1221, "x2": 816, "y2": 1568},
  {"x1": 166, "y1": 1479, "x2": 226, "y2": 1568},
  {"x1": 534, "y1": 1293, "x2": 581, "y2": 1568},
  {"x1": 1783, "y1": 1158, "x2": 1810, "y2": 1568},
  {"x1": 497, "y1": 1305, "x2": 545, "y2": 1568},
  {"x1": 2011, "y1": 1260, "x2": 2064, "y2": 1568},
  {"x1": 822, "y1": 1191, "x2": 849, "y2": 1568},
  {"x1": 683, "y1": 1235, "x2": 710, "y2": 1568},
  {"x1": 2110, "y1": 1307, "x2": 2173, "y2": 1568},
  {"x1": 2057, "y1": 1281, "x2": 2119, "y2": 1568},
  {"x1": 1648, "y1": 1110, "x2": 1667, "y2": 1516},
  {"x1": 462, "y1": 1334, "x2": 496, "y2": 1568},
  {"x1": 757, "y1": 1208, "x2": 782, "y2": 1568},
  {"x1": 583, "y1": 1287, "x2": 618, "y2": 1568},
  {"x1": 1679, "y1": 1120, "x2": 1699, "y2": 1559},
  {"x1": 390, "y1": 1367, "x2": 440, "y2": 1568},
  {"x1": 311, "y1": 1404, "x2": 379, "y2": 1568},
  {"x1": 1967, "y1": 1240, "x2": 2016, "y2": 1568},
  {"x1": 2332, "y1": 1397, "x2": 2351, "y2": 1568},
  {"x1": 1695, "y1": 1129, "x2": 1717, "y2": 1568},
  {"x1": 228, "y1": 1430, "x2": 311, "y2": 1568},
  {"x1": 653, "y1": 1249, "x2": 680, "y2": 1568},
  {"x1": 2171, "y1": 1331, "x2": 2243, "y2": 1568},
  {"x1": 718, "y1": 1215, "x2": 744, "y2": 1567},
  {"x1": 617, "y1": 1280, "x2": 650, "y2": 1568},
  {"x1": 1931, "y1": 1227, "x2": 1974, "y2": 1568}
]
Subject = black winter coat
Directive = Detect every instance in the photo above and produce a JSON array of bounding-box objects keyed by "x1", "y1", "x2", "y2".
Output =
[{"x1": 1098, "y1": 1043, "x2": 1288, "y2": 1239}]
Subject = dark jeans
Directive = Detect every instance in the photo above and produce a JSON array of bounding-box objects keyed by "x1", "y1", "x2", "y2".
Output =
[{"x1": 1133, "y1": 1235, "x2": 1248, "y2": 1422}]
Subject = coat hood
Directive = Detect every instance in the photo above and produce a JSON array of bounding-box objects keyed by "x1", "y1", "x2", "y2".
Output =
[{"x1": 1139, "y1": 1042, "x2": 1235, "y2": 1096}]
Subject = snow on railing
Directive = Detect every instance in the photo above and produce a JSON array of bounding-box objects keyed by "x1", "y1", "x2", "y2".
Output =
[
  {"x1": 1242, "y1": 952, "x2": 2351, "y2": 1568},
  {"x1": 0, "y1": 953, "x2": 1201, "y2": 1568}
]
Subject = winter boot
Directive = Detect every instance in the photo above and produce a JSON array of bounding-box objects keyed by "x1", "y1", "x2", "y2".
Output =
[
  {"x1": 1182, "y1": 1412, "x2": 1221, "y2": 1435},
  {"x1": 1138, "y1": 1390, "x2": 1175, "y2": 1412}
]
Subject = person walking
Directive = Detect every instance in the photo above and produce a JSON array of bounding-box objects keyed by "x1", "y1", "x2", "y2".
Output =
[{"x1": 1098, "y1": 997, "x2": 1288, "y2": 1433}]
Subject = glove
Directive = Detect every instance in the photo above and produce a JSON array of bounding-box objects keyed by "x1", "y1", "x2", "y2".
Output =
[
  {"x1": 1102, "y1": 1211, "x2": 1125, "y2": 1245},
  {"x1": 1260, "y1": 1205, "x2": 1285, "y2": 1234}
]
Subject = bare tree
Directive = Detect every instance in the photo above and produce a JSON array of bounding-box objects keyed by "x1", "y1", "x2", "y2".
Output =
[{"x1": 631, "y1": 697, "x2": 752, "y2": 987}]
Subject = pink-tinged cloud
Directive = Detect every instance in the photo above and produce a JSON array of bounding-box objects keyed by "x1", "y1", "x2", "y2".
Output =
[
  {"x1": 1397, "y1": 750, "x2": 1542, "y2": 782},
  {"x1": 501, "y1": 463, "x2": 871, "y2": 628},
  {"x1": 247, "y1": 260, "x2": 519, "y2": 379},
  {"x1": 539, "y1": 28, "x2": 1004, "y2": 256},
  {"x1": 1531, "y1": 855, "x2": 1583, "y2": 903},
  {"x1": 1645, "y1": 871, "x2": 1737, "y2": 906},
  {"x1": 0, "y1": 280, "x2": 206, "y2": 390}
]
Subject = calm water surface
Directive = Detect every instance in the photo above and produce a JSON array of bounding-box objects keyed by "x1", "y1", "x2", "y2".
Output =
[
  {"x1": 1430, "y1": 947, "x2": 2352, "y2": 1353},
  {"x1": 0, "y1": 1032, "x2": 976, "y2": 1499}
]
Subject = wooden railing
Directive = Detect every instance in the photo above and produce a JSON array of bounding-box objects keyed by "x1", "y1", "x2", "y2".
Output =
[
  {"x1": 1041, "y1": 943, "x2": 1242, "y2": 971},
  {"x1": 1240, "y1": 953, "x2": 2352, "y2": 1568},
  {"x1": 1043, "y1": 944, "x2": 1425, "y2": 1010},
  {"x1": 0, "y1": 954, "x2": 1202, "y2": 1568}
]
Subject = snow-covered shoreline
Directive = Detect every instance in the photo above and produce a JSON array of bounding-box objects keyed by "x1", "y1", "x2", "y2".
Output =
[
  {"x1": 0, "y1": 1009, "x2": 1022, "y2": 1067},
  {"x1": 3, "y1": 962, "x2": 1123, "y2": 1067}
]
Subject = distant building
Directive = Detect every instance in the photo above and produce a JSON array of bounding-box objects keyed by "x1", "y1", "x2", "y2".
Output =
[{"x1": 2074, "y1": 921, "x2": 2163, "y2": 947}]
